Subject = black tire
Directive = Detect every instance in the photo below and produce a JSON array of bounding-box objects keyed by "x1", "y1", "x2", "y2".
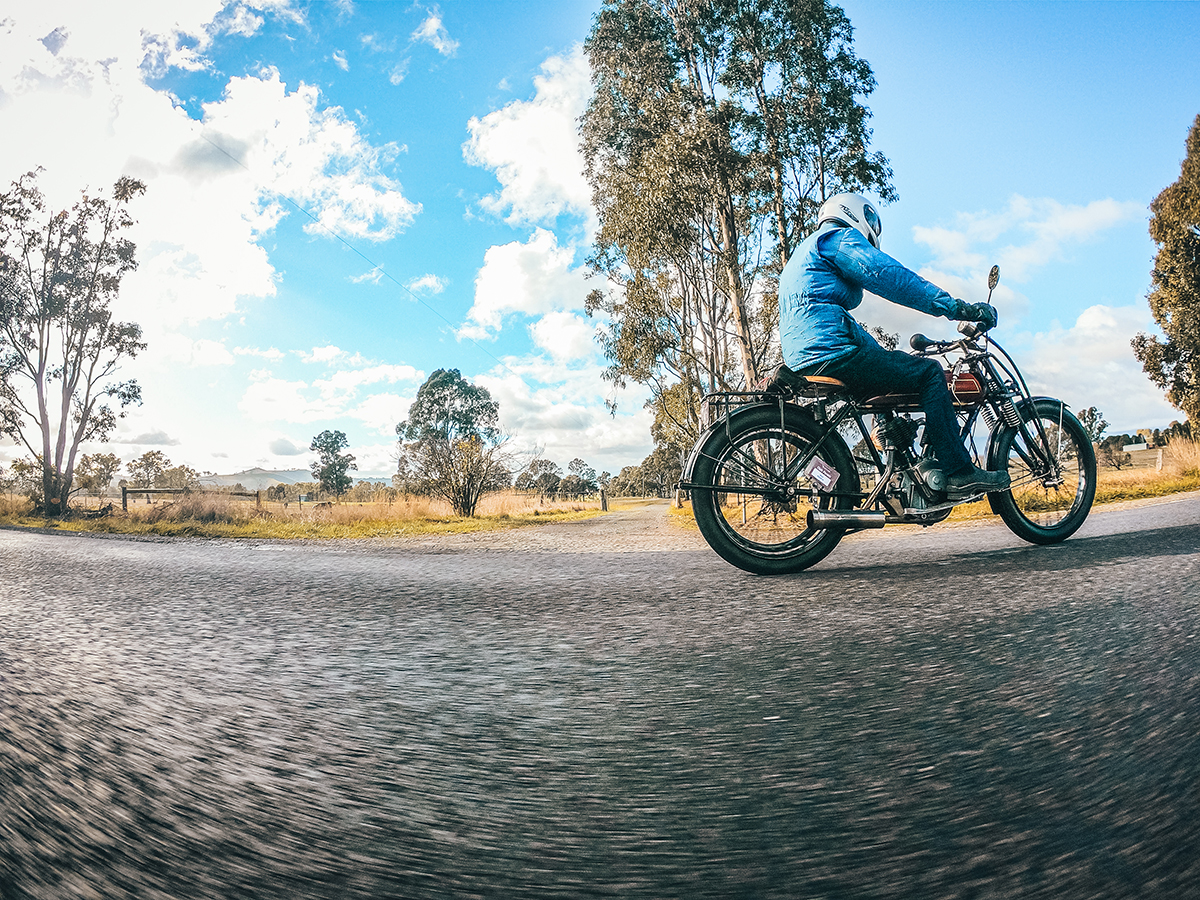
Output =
[
  {"x1": 989, "y1": 399, "x2": 1097, "y2": 544},
  {"x1": 690, "y1": 403, "x2": 859, "y2": 575}
]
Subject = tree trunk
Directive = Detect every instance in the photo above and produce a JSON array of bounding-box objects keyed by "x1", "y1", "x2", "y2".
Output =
[{"x1": 716, "y1": 194, "x2": 760, "y2": 390}]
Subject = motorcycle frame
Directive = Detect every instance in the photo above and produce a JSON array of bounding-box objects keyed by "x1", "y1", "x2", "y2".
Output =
[{"x1": 680, "y1": 332, "x2": 1072, "y2": 525}]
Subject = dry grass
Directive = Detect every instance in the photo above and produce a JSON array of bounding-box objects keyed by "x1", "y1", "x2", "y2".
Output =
[
  {"x1": 0, "y1": 490, "x2": 606, "y2": 539},
  {"x1": 1166, "y1": 436, "x2": 1200, "y2": 477}
]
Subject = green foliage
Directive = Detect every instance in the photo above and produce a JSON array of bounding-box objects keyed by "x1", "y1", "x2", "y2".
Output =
[
  {"x1": 396, "y1": 369, "x2": 511, "y2": 517},
  {"x1": 7, "y1": 457, "x2": 43, "y2": 501},
  {"x1": 552, "y1": 457, "x2": 600, "y2": 497},
  {"x1": 0, "y1": 170, "x2": 146, "y2": 515},
  {"x1": 75, "y1": 452, "x2": 122, "y2": 497},
  {"x1": 517, "y1": 457, "x2": 563, "y2": 495},
  {"x1": 398, "y1": 368, "x2": 500, "y2": 444},
  {"x1": 127, "y1": 450, "x2": 170, "y2": 489},
  {"x1": 606, "y1": 445, "x2": 684, "y2": 498},
  {"x1": 156, "y1": 464, "x2": 201, "y2": 491},
  {"x1": 581, "y1": 0, "x2": 894, "y2": 432},
  {"x1": 1077, "y1": 407, "x2": 1109, "y2": 444},
  {"x1": 310, "y1": 430, "x2": 357, "y2": 498},
  {"x1": 1133, "y1": 114, "x2": 1200, "y2": 427}
]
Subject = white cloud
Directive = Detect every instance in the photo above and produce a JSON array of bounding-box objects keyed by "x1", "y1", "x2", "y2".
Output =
[
  {"x1": 461, "y1": 228, "x2": 589, "y2": 338},
  {"x1": 332, "y1": 49, "x2": 348, "y2": 71},
  {"x1": 388, "y1": 59, "x2": 410, "y2": 85},
  {"x1": 234, "y1": 345, "x2": 286, "y2": 361},
  {"x1": 300, "y1": 345, "x2": 346, "y2": 364},
  {"x1": 477, "y1": 358, "x2": 654, "y2": 473},
  {"x1": 411, "y1": 7, "x2": 458, "y2": 57},
  {"x1": 348, "y1": 392, "x2": 411, "y2": 435},
  {"x1": 116, "y1": 429, "x2": 181, "y2": 447},
  {"x1": 347, "y1": 440, "x2": 399, "y2": 477},
  {"x1": 913, "y1": 195, "x2": 1145, "y2": 283},
  {"x1": 0, "y1": 6, "x2": 419, "y2": 336},
  {"x1": 529, "y1": 311, "x2": 599, "y2": 362},
  {"x1": 463, "y1": 46, "x2": 593, "y2": 227},
  {"x1": 239, "y1": 376, "x2": 341, "y2": 423},
  {"x1": 315, "y1": 364, "x2": 421, "y2": 397},
  {"x1": 1023, "y1": 304, "x2": 1176, "y2": 430},
  {"x1": 405, "y1": 273, "x2": 447, "y2": 295},
  {"x1": 146, "y1": 333, "x2": 238, "y2": 367},
  {"x1": 198, "y1": 68, "x2": 420, "y2": 242},
  {"x1": 350, "y1": 267, "x2": 384, "y2": 284},
  {"x1": 238, "y1": 360, "x2": 422, "y2": 431},
  {"x1": 269, "y1": 437, "x2": 306, "y2": 456}
]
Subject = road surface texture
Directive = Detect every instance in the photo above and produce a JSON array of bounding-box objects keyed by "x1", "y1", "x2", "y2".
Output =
[{"x1": 2, "y1": 494, "x2": 1199, "y2": 899}]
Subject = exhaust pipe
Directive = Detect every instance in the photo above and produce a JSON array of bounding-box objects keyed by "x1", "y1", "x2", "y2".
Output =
[{"x1": 807, "y1": 509, "x2": 887, "y2": 529}]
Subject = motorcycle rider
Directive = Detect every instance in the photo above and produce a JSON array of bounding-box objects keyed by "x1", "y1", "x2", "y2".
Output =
[{"x1": 777, "y1": 192, "x2": 1010, "y2": 497}]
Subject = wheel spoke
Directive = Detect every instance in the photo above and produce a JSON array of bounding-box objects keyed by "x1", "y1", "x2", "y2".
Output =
[
  {"x1": 690, "y1": 404, "x2": 859, "y2": 574},
  {"x1": 993, "y1": 402, "x2": 1096, "y2": 544}
]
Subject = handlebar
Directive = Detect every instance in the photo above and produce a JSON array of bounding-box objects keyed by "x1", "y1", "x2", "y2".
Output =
[{"x1": 909, "y1": 321, "x2": 993, "y2": 355}]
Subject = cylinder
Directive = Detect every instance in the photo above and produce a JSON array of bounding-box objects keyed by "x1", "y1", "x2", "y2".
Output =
[{"x1": 807, "y1": 509, "x2": 888, "y2": 529}]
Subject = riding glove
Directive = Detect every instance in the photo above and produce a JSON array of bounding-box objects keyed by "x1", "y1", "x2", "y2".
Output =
[{"x1": 953, "y1": 301, "x2": 998, "y2": 330}]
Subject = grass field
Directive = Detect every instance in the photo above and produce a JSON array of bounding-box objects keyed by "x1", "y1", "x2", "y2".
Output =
[
  {"x1": 0, "y1": 490, "x2": 609, "y2": 539},
  {"x1": 3, "y1": 440, "x2": 1198, "y2": 540}
]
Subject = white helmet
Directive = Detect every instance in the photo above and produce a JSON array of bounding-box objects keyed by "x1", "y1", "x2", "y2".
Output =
[{"x1": 818, "y1": 192, "x2": 883, "y2": 249}]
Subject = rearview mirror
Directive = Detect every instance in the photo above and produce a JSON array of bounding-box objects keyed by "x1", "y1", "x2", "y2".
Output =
[{"x1": 988, "y1": 265, "x2": 1000, "y2": 291}]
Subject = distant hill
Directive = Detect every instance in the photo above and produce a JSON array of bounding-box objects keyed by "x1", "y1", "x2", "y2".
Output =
[
  {"x1": 198, "y1": 468, "x2": 312, "y2": 491},
  {"x1": 198, "y1": 468, "x2": 391, "y2": 491}
]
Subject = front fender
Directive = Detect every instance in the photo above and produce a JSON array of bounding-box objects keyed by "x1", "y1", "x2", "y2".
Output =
[
  {"x1": 984, "y1": 396, "x2": 1069, "y2": 515},
  {"x1": 984, "y1": 396, "x2": 1068, "y2": 471}
]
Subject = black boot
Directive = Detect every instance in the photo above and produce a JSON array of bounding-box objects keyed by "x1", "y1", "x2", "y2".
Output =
[{"x1": 947, "y1": 464, "x2": 1010, "y2": 498}]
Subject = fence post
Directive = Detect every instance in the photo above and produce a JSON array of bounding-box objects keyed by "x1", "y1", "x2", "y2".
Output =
[
  {"x1": 122, "y1": 486, "x2": 128, "y2": 512},
  {"x1": 600, "y1": 489, "x2": 608, "y2": 512},
  {"x1": 256, "y1": 490, "x2": 262, "y2": 510}
]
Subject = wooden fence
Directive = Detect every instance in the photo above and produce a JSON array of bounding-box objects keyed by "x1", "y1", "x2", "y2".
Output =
[{"x1": 121, "y1": 487, "x2": 261, "y2": 512}]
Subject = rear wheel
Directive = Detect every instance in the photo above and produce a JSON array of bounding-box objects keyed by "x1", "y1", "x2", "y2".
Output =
[
  {"x1": 690, "y1": 404, "x2": 859, "y2": 575},
  {"x1": 989, "y1": 399, "x2": 1096, "y2": 544}
]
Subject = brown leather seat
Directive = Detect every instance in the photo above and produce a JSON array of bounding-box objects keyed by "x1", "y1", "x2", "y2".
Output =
[{"x1": 761, "y1": 365, "x2": 847, "y2": 397}]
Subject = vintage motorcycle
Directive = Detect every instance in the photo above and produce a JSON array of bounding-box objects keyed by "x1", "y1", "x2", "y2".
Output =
[{"x1": 679, "y1": 266, "x2": 1098, "y2": 575}]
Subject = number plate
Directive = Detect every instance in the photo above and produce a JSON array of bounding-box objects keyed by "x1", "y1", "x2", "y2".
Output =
[{"x1": 804, "y1": 457, "x2": 840, "y2": 492}]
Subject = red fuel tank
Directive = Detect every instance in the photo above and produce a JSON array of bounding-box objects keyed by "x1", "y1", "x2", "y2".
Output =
[{"x1": 947, "y1": 371, "x2": 984, "y2": 404}]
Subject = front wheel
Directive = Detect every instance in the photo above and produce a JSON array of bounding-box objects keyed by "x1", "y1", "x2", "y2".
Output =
[
  {"x1": 690, "y1": 403, "x2": 859, "y2": 575},
  {"x1": 989, "y1": 399, "x2": 1097, "y2": 544}
]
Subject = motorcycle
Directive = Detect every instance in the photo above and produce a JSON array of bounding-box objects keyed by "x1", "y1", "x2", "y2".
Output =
[{"x1": 679, "y1": 265, "x2": 1097, "y2": 575}]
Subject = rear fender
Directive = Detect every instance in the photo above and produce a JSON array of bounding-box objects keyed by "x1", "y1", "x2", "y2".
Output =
[{"x1": 681, "y1": 400, "x2": 820, "y2": 483}]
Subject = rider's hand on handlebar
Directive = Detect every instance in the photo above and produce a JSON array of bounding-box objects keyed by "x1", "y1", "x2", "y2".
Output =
[{"x1": 954, "y1": 300, "x2": 998, "y2": 331}]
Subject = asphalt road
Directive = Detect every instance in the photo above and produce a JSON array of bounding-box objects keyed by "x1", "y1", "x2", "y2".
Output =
[{"x1": 1, "y1": 495, "x2": 1198, "y2": 899}]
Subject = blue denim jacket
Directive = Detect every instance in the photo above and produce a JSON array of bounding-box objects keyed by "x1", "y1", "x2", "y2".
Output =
[{"x1": 778, "y1": 224, "x2": 960, "y2": 371}]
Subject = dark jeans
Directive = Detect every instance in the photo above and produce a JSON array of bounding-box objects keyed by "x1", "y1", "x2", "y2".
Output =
[{"x1": 808, "y1": 343, "x2": 974, "y2": 474}]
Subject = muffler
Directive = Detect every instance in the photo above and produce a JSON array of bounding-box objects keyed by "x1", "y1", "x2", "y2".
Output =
[{"x1": 807, "y1": 509, "x2": 887, "y2": 529}]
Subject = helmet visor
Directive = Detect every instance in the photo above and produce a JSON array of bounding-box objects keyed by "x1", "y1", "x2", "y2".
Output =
[{"x1": 863, "y1": 204, "x2": 882, "y2": 240}]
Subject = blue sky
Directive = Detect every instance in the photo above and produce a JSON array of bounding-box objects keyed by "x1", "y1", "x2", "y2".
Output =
[{"x1": 0, "y1": 1, "x2": 1197, "y2": 479}]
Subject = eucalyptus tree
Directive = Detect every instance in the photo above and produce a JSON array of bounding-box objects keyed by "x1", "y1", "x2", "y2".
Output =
[
  {"x1": 0, "y1": 171, "x2": 146, "y2": 515},
  {"x1": 581, "y1": 0, "x2": 894, "y2": 444},
  {"x1": 396, "y1": 369, "x2": 512, "y2": 517},
  {"x1": 310, "y1": 429, "x2": 357, "y2": 499},
  {"x1": 1133, "y1": 114, "x2": 1200, "y2": 426},
  {"x1": 75, "y1": 451, "x2": 122, "y2": 498}
]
